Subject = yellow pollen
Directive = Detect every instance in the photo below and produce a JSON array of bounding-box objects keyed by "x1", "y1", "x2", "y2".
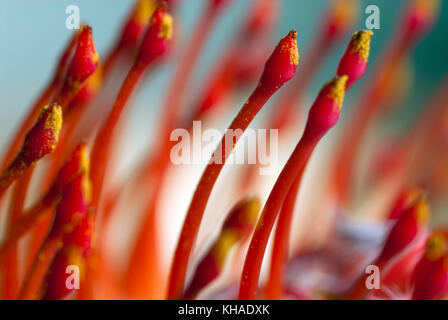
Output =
[
  {"x1": 242, "y1": 198, "x2": 261, "y2": 226},
  {"x1": 414, "y1": 0, "x2": 439, "y2": 18},
  {"x1": 81, "y1": 173, "x2": 92, "y2": 204},
  {"x1": 91, "y1": 50, "x2": 99, "y2": 65},
  {"x1": 79, "y1": 144, "x2": 90, "y2": 175},
  {"x1": 331, "y1": 0, "x2": 357, "y2": 29},
  {"x1": 350, "y1": 30, "x2": 373, "y2": 62},
  {"x1": 63, "y1": 221, "x2": 77, "y2": 234},
  {"x1": 43, "y1": 104, "x2": 63, "y2": 141},
  {"x1": 158, "y1": 13, "x2": 173, "y2": 39},
  {"x1": 212, "y1": 229, "x2": 239, "y2": 268},
  {"x1": 280, "y1": 30, "x2": 299, "y2": 66},
  {"x1": 86, "y1": 66, "x2": 102, "y2": 93},
  {"x1": 414, "y1": 197, "x2": 430, "y2": 224},
  {"x1": 134, "y1": 0, "x2": 156, "y2": 25},
  {"x1": 326, "y1": 75, "x2": 348, "y2": 110},
  {"x1": 425, "y1": 232, "x2": 447, "y2": 261}
]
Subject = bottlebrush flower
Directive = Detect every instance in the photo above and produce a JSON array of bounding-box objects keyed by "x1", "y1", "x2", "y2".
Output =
[
  {"x1": 0, "y1": 0, "x2": 446, "y2": 302},
  {"x1": 183, "y1": 198, "x2": 260, "y2": 299},
  {"x1": 239, "y1": 75, "x2": 348, "y2": 300},
  {"x1": 411, "y1": 232, "x2": 448, "y2": 300},
  {"x1": 0, "y1": 104, "x2": 62, "y2": 198},
  {"x1": 167, "y1": 30, "x2": 299, "y2": 300}
]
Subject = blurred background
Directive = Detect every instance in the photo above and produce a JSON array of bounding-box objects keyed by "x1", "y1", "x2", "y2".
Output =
[{"x1": 1, "y1": 0, "x2": 447, "y2": 165}]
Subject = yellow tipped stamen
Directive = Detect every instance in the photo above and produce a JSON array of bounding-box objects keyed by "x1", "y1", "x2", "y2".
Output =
[
  {"x1": 414, "y1": 197, "x2": 430, "y2": 224},
  {"x1": 92, "y1": 51, "x2": 100, "y2": 66},
  {"x1": 414, "y1": 0, "x2": 440, "y2": 17},
  {"x1": 86, "y1": 66, "x2": 103, "y2": 93},
  {"x1": 44, "y1": 105, "x2": 63, "y2": 141},
  {"x1": 81, "y1": 173, "x2": 92, "y2": 204},
  {"x1": 79, "y1": 145, "x2": 90, "y2": 175},
  {"x1": 406, "y1": 187, "x2": 424, "y2": 206},
  {"x1": 134, "y1": 0, "x2": 157, "y2": 25},
  {"x1": 158, "y1": 13, "x2": 173, "y2": 39},
  {"x1": 425, "y1": 233, "x2": 447, "y2": 261},
  {"x1": 331, "y1": 0, "x2": 358, "y2": 29},
  {"x1": 241, "y1": 198, "x2": 261, "y2": 225},
  {"x1": 281, "y1": 30, "x2": 299, "y2": 66},
  {"x1": 327, "y1": 75, "x2": 348, "y2": 110},
  {"x1": 212, "y1": 229, "x2": 239, "y2": 267},
  {"x1": 351, "y1": 30, "x2": 373, "y2": 62}
]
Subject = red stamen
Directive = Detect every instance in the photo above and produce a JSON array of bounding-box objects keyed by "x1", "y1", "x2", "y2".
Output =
[
  {"x1": 57, "y1": 26, "x2": 99, "y2": 109},
  {"x1": 337, "y1": 30, "x2": 373, "y2": 89},
  {"x1": 183, "y1": 198, "x2": 260, "y2": 299},
  {"x1": 19, "y1": 171, "x2": 91, "y2": 300},
  {"x1": 89, "y1": 4, "x2": 172, "y2": 212},
  {"x1": 411, "y1": 232, "x2": 448, "y2": 300},
  {"x1": 239, "y1": 75, "x2": 348, "y2": 300},
  {"x1": 0, "y1": 105, "x2": 62, "y2": 200},
  {"x1": 0, "y1": 143, "x2": 89, "y2": 263},
  {"x1": 331, "y1": 0, "x2": 439, "y2": 207},
  {"x1": 42, "y1": 211, "x2": 95, "y2": 300},
  {"x1": 0, "y1": 30, "x2": 77, "y2": 173},
  {"x1": 167, "y1": 30, "x2": 299, "y2": 299},
  {"x1": 345, "y1": 197, "x2": 430, "y2": 299}
]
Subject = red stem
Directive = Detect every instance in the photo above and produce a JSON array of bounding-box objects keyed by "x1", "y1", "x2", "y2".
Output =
[
  {"x1": 264, "y1": 164, "x2": 306, "y2": 299},
  {"x1": 268, "y1": 39, "x2": 326, "y2": 132},
  {"x1": 167, "y1": 86, "x2": 276, "y2": 299},
  {"x1": 344, "y1": 259, "x2": 386, "y2": 300},
  {"x1": 90, "y1": 62, "x2": 145, "y2": 211},
  {"x1": 19, "y1": 235, "x2": 62, "y2": 300},
  {"x1": 138, "y1": 7, "x2": 220, "y2": 186},
  {"x1": 0, "y1": 202, "x2": 49, "y2": 264},
  {"x1": 239, "y1": 134, "x2": 318, "y2": 299},
  {"x1": 1, "y1": 170, "x2": 33, "y2": 299}
]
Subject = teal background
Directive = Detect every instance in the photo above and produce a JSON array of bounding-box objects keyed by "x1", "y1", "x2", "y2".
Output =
[{"x1": 0, "y1": 0, "x2": 447, "y2": 151}]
